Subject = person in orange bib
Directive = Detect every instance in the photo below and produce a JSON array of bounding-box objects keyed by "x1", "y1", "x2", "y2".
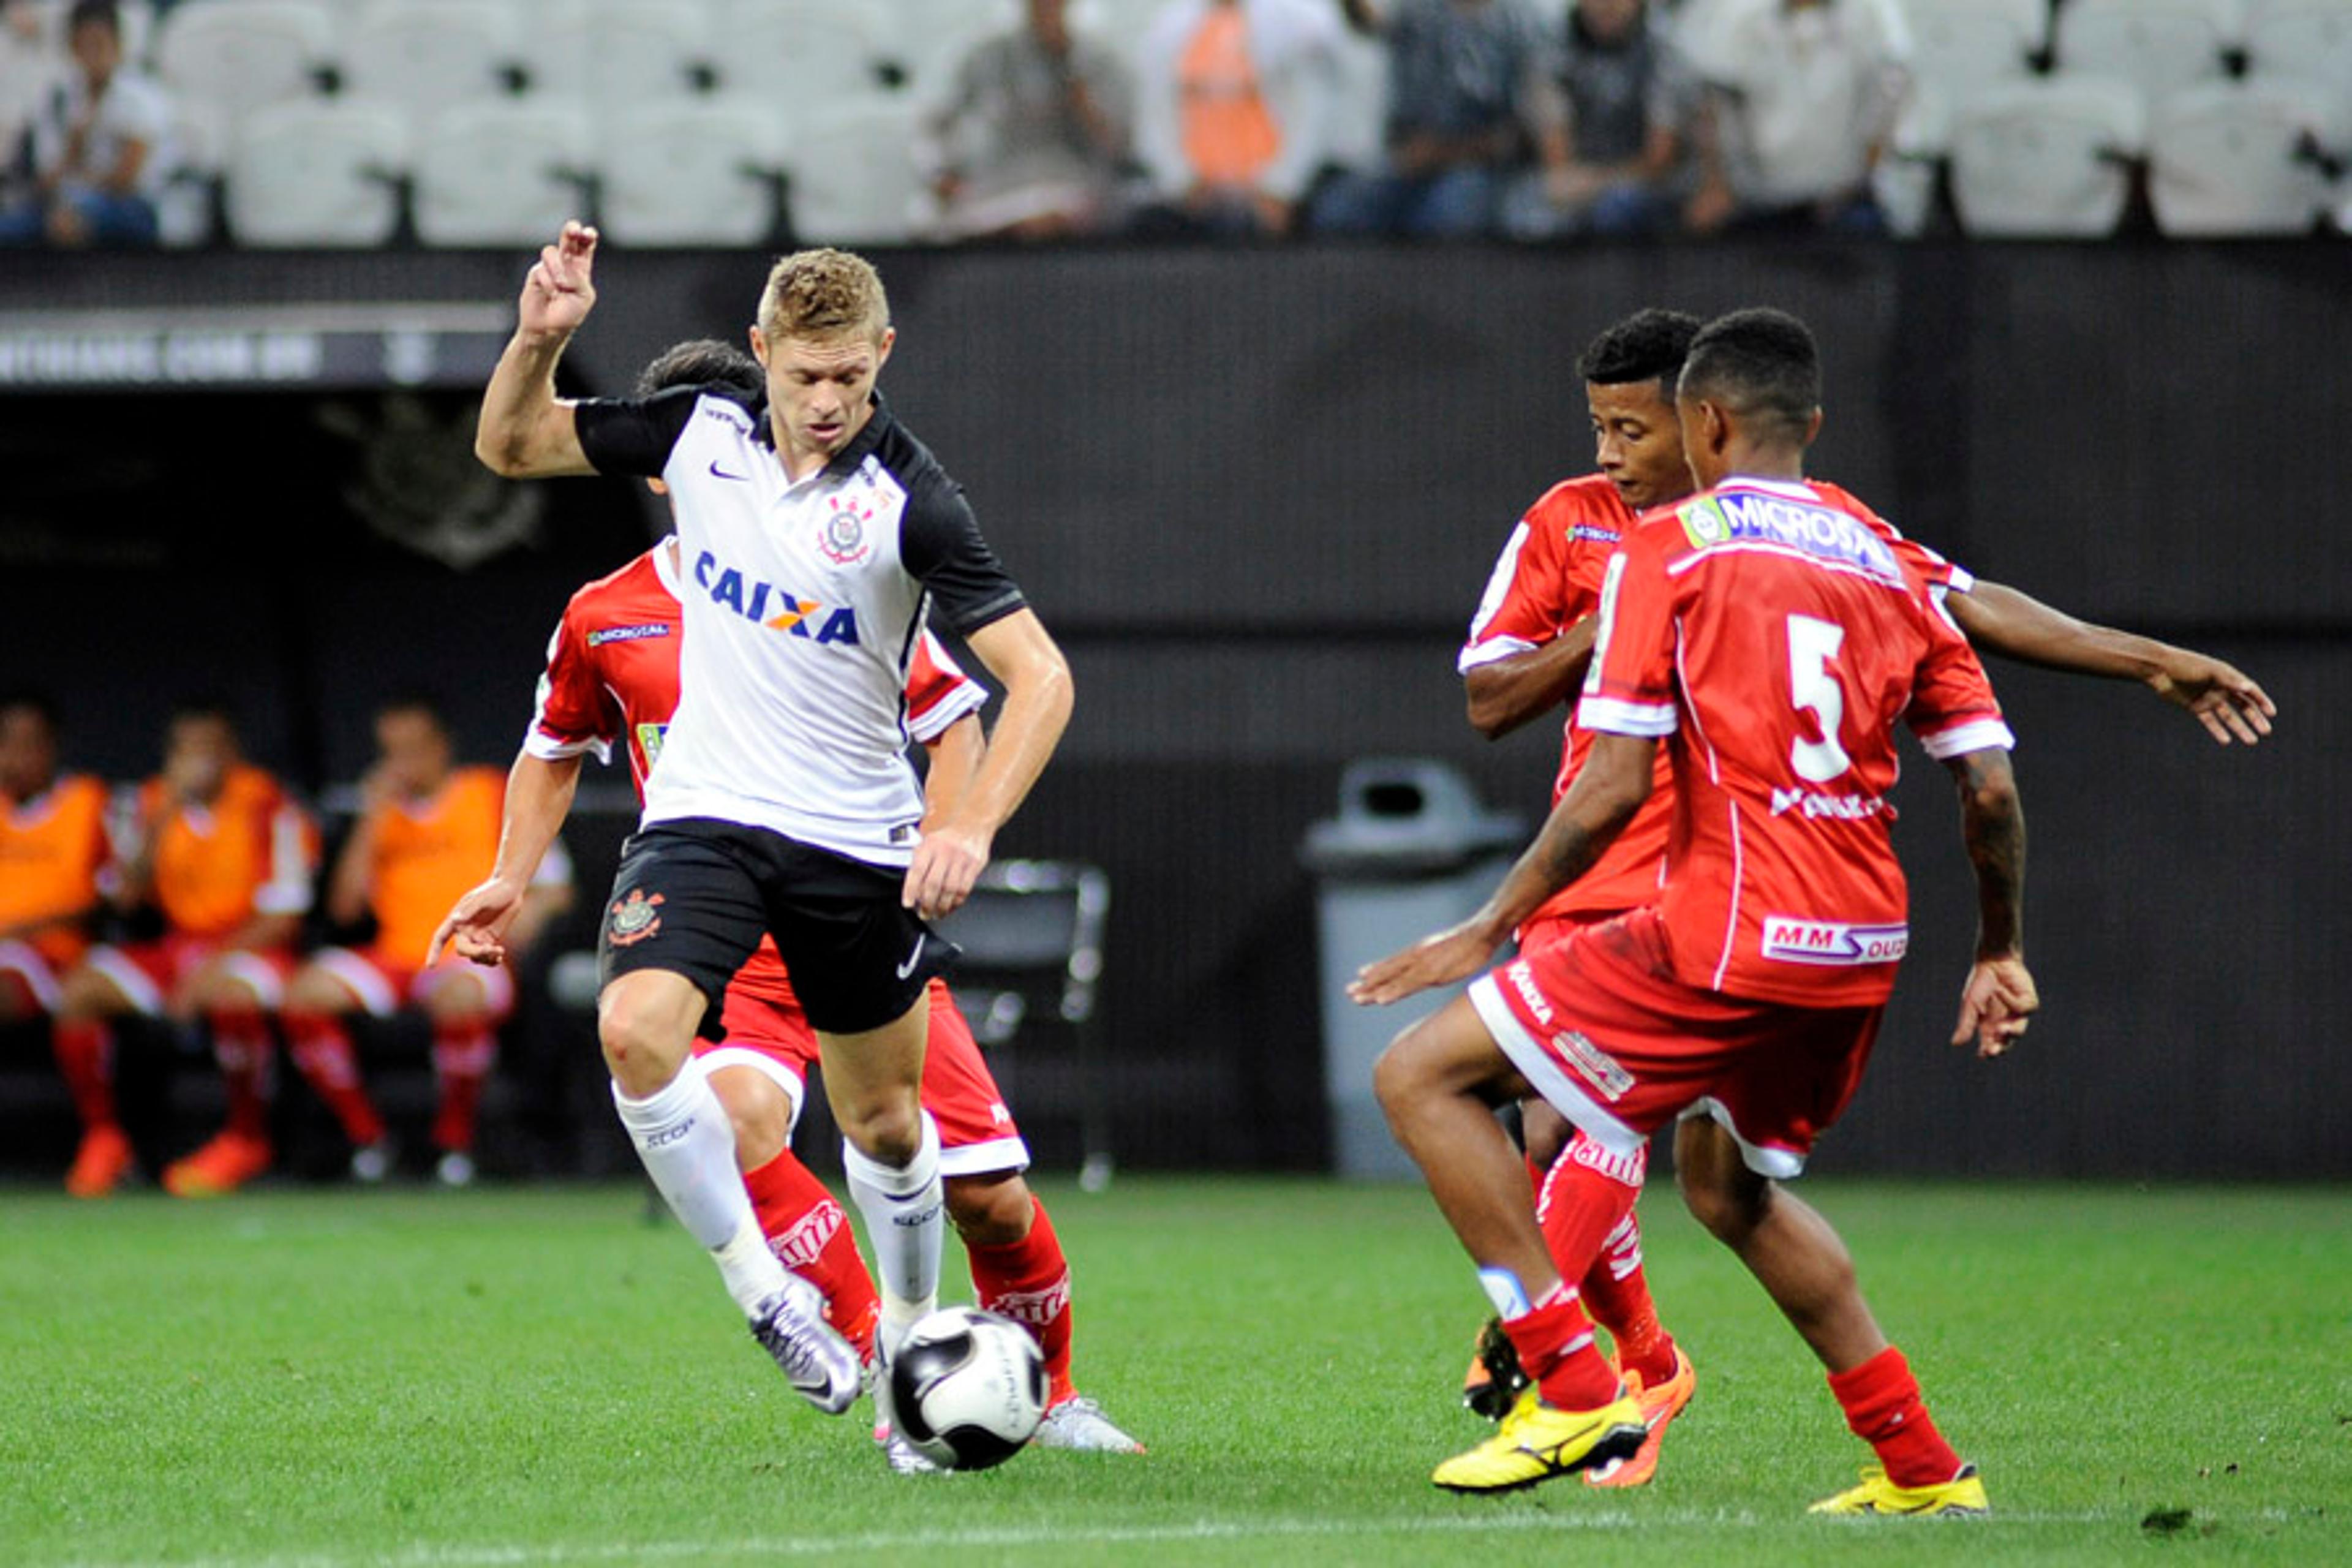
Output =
[
  {"x1": 53, "y1": 703, "x2": 317, "y2": 1197},
  {"x1": 281, "y1": 696, "x2": 572, "y2": 1187}
]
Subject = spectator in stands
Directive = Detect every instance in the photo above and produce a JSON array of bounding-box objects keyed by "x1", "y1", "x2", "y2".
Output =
[
  {"x1": 922, "y1": 0, "x2": 1136, "y2": 242},
  {"x1": 53, "y1": 702, "x2": 317, "y2": 1198},
  {"x1": 280, "y1": 697, "x2": 571, "y2": 1187},
  {"x1": 1310, "y1": 0, "x2": 1569, "y2": 238},
  {"x1": 0, "y1": 0, "x2": 171, "y2": 248},
  {"x1": 1678, "y1": 0, "x2": 1911, "y2": 235},
  {"x1": 1501, "y1": 0, "x2": 1696, "y2": 238},
  {"x1": 1129, "y1": 0, "x2": 1344, "y2": 238},
  {"x1": 0, "y1": 693, "x2": 114, "y2": 1194},
  {"x1": 0, "y1": 0, "x2": 62, "y2": 192}
]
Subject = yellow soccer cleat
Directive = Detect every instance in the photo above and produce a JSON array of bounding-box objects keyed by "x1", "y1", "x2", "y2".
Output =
[
  {"x1": 1586, "y1": 1343, "x2": 1697, "y2": 1489},
  {"x1": 1431, "y1": 1385, "x2": 1648, "y2": 1494},
  {"x1": 1809, "y1": 1463, "x2": 1989, "y2": 1517}
]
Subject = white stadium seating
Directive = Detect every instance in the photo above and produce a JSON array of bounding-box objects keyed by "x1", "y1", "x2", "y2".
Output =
[
  {"x1": 153, "y1": 0, "x2": 333, "y2": 130},
  {"x1": 2149, "y1": 77, "x2": 2343, "y2": 235},
  {"x1": 2244, "y1": 0, "x2": 2352, "y2": 94},
  {"x1": 2057, "y1": 0, "x2": 2240, "y2": 102},
  {"x1": 1948, "y1": 75, "x2": 2147, "y2": 237},
  {"x1": 596, "y1": 96, "x2": 791, "y2": 246},
  {"x1": 340, "y1": 0, "x2": 524, "y2": 119},
  {"x1": 225, "y1": 97, "x2": 410, "y2": 247},
  {"x1": 411, "y1": 97, "x2": 594, "y2": 246},
  {"x1": 529, "y1": 0, "x2": 718, "y2": 104},
  {"x1": 708, "y1": 0, "x2": 889, "y2": 100},
  {"x1": 783, "y1": 94, "x2": 930, "y2": 243},
  {"x1": 1896, "y1": 0, "x2": 2048, "y2": 96}
]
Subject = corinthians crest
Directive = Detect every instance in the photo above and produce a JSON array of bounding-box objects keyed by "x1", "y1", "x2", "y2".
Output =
[
  {"x1": 818, "y1": 494, "x2": 873, "y2": 565},
  {"x1": 606, "y1": 889, "x2": 665, "y2": 947}
]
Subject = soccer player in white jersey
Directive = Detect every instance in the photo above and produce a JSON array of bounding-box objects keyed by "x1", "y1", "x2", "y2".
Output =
[{"x1": 466, "y1": 224, "x2": 1074, "y2": 1419}]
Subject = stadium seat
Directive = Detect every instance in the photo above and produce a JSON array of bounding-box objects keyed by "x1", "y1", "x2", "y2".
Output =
[
  {"x1": 410, "y1": 98, "x2": 594, "y2": 247},
  {"x1": 339, "y1": 0, "x2": 524, "y2": 118},
  {"x1": 1896, "y1": 0, "x2": 2048, "y2": 97},
  {"x1": 2244, "y1": 0, "x2": 2352, "y2": 94},
  {"x1": 2148, "y1": 77, "x2": 2343, "y2": 234},
  {"x1": 530, "y1": 0, "x2": 717, "y2": 103},
  {"x1": 1948, "y1": 76, "x2": 2147, "y2": 237},
  {"x1": 707, "y1": 0, "x2": 891, "y2": 98},
  {"x1": 932, "y1": 859, "x2": 1114, "y2": 1191},
  {"x1": 158, "y1": 95, "x2": 230, "y2": 248},
  {"x1": 783, "y1": 94, "x2": 931, "y2": 243},
  {"x1": 152, "y1": 0, "x2": 333, "y2": 130},
  {"x1": 225, "y1": 97, "x2": 410, "y2": 248},
  {"x1": 596, "y1": 96, "x2": 790, "y2": 246},
  {"x1": 1872, "y1": 80, "x2": 1954, "y2": 238},
  {"x1": 2056, "y1": 0, "x2": 2239, "y2": 102}
]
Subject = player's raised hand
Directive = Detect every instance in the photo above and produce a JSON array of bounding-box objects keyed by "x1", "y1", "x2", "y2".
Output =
[
  {"x1": 429, "y1": 875, "x2": 527, "y2": 968},
  {"x1": 519, "y1": 221, "x2": 598, "y2": 337},
  {"x1": 1349, "y1": 924, "x2": 1493, "y2": 1007},
  {"x1": 903, "y1": 823, "x2": 989, "y2": 920},
  {"x1": 1951, "y1": 954, "x2": 2038, "y2": 1058},
  {"x1": 2148, "y1": 649, "x2": 2275, "y2": 746}
]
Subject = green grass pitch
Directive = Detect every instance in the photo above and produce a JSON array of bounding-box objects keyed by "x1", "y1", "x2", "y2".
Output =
[{"x1": 2, "y1": 1177, "x2": 2346, "y2": 1567}]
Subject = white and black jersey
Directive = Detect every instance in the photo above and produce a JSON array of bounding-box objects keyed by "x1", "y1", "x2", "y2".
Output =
[{"x1": 574, "y1": 386, "x2": 1025, "y2": 869}]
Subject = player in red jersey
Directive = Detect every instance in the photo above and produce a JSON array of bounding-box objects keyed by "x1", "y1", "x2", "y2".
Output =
[
  {"x1": 0, "y1": 693, "x2": 117, "y2": 1193},
  {"x1": 435, "y1": 340, "x2": 1139, "y2": 1466},
  {"x1": 1359, "y1": 309, "x2": 2032, "y2": 1508},
  {"x1": 53, "y1": 703, "x2": 319, "y2": 1197},
  {"x1": 279, "y1": 696, "x2": 574, "y2": 1188},
  {"x1": 1447, "y1": 307, "x2": 2278, "y2": 1485}
]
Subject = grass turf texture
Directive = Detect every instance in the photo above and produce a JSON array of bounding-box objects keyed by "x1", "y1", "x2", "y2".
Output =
[{"x1": 2, "y1": 1178, "x2": 2345, "y2": 1567}]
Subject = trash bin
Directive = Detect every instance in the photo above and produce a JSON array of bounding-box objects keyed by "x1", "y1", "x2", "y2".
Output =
[{"x1": 1300, "y1": 758, "x2": 1525, "y2": 1179}]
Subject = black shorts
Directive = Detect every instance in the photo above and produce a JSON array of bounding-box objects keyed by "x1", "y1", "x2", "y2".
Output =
[{"x1": 597, "y1": 818, "x2": 956, "y2": 1038}]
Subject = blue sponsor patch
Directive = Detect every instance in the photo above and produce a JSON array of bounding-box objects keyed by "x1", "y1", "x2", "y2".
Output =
[{"x1": 1684, "y1": 491, "x2": 1902, "y2": 583}]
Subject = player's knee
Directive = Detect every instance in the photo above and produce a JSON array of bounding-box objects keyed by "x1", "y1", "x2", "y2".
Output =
[
  {"x1": 707, "y1": 1066, "x2": 791, "y2": 1170},
  {"x1": 946, "y1": 1172, "x2": 1033, "y2": 1246},
  {"x1": 598, "y1": 997, "x2": 691, "y2": 1096},
  {"x1": 1678, "y1": 1150, "x2": 1767, "y2": 1243},
  {"x1": 284, "y1": 968, "x2": 348, "y2": 1016},
  {"x1": 422, "y1": 980, "x2": 490, "y2": 1027},
  {"x1": 1521, "y1": 1099, "x2": 1572, "y2": 1169},
  {"x1": 1371, "y1": 1028, "x2": 1431, "y2": 1121},
  {"x1": 839, "y1": 1093, "x2": 924, "y2": 1166}
]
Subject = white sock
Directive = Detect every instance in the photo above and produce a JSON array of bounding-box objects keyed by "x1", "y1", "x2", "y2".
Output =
[
  {"x1": 843, "y1": 1112, "x2": 943, "y2": 1354},
  {"x1": 612, "y1": 1061, "x2": 786, "y2": 1318}
]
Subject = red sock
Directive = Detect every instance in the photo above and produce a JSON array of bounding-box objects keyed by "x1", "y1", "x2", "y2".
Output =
[
  {"x1": 52, "y1": 1018, "x2": 118, "y2": 1132},
  {"x1": 430, "y1": 1025, "x2": 497, "y2": 1153},
  {"x1": 744, "y1": 1147, "x2": 879, "y2": 1358},
  {"x1": 208, "y1": 1009, "x2": 276, "y2": 1142},
  {"x1": 1580, "y1": 1212, "x2": 1678, "y2": 1386},
  {"x1": 1502, "y1": 1283, "x2": 1621, "y2": 1409},
  {"x1": 283, "y1": 1010, "x2": 385, "y2": 1148},
  {"x1": 1827, "y1": 1346, "x2": 1964, "y2": 1488},
  {"x1": 968, "y1": 1195, "x2": 1076, "y2": 1407}
]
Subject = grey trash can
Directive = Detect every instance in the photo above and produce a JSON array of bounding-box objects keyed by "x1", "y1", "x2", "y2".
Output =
[{"x1": 1300, "y1": 758, "x2": 1524, "y2": 1179}]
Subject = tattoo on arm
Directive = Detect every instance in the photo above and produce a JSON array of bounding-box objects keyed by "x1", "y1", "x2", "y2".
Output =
[{"x1": 1956, "y1": 750, "x2": 2026, "y2": 956}]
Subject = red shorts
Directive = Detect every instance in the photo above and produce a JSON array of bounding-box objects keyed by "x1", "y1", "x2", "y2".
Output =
[
  {"x1": 304, "y1": 944, "x2": 514, "y2": 1019},
  {"x1": 1469, "y1": 908, "x2": 1883, "y2": 1179},
  {"x1": 695, "y1": 976, "x2": 1028, "y2": 1177},
  {"x1": 0, "y1": 940, "x2": 69, "y2": 1012},
  {"x1": 83, "y1": 934, "x2": 298, "y2": 1016}
]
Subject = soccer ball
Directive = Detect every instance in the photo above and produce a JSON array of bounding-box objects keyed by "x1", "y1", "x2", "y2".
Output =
[{"x1": 886, "y1": 1306, "x2": 1048, "y2": 1471}]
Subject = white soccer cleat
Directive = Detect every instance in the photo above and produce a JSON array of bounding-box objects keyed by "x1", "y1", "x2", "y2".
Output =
[
  {"x1": 350, "y1": 1141, "x2": 394, "y2": 1185},
  {"x1": 1033, "y1": 1395, "x2": 1145, "y2": 1453},
  {"x1": 750, "y1": 1276, "x2": 860, "y2": 1415},
  {"x1": 434, "y1": 1151, "x2": 476, "y2": 1188}
]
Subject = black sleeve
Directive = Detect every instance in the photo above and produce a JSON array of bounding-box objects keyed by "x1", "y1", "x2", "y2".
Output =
[
  {"x1": 571, "y1": 385, "x2": 707, "y2": 478},
  {"x1": 901, "y1": 472, "x2": 1028, "y2": 635}
]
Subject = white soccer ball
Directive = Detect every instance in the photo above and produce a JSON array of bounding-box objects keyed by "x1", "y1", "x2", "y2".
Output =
[{"x1": 886, "y1": 1305, "x2": 1048, "y2": 1471}]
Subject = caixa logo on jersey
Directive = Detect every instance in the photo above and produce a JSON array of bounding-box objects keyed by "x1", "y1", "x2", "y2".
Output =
[{"x1": 693, "y1": 550, "x2": 860, "y2": 645}]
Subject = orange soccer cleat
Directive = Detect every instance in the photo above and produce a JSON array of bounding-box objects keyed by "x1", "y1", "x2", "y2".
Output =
[
  {"x1": 65, "y1": 1125, "x2": 135, "y2": 1197},
  {"x1": 1585, "y1": 1343, "x2": 1697, "y2": 1488},
  {"x1": 162, "y1": 1131, "x2": 273, "y2": 1197}
]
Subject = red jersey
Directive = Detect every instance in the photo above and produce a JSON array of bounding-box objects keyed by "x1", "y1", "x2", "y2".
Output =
[
  {"x1": 525, "y1": 541, "x2": 989, "y2": 1003},
  {"x1": 1462, "y1": 474, "x2": 1974, "y2": 931},
  {"x1": 1577, "y1": 477, "x2": 2012, "y2": 1008}
]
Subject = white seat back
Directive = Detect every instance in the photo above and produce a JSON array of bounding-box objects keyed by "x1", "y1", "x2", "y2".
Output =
[
  {"x1": 2149, "y1": 77, "x2": 2341, "y2": 233},
  {"x1": 2245, "y1": 0, "x2": 2352, "y2": 94},
  {"x1": 598, "y1": 94, "x2": 790, "y2": 244},
  {"x1": 1950, "y1": 75, "x2": 2147, "y2": 237},
  {"x1": 2057, "y1": 0, "x2": 2241, "y2": 100},
  {"x1": 341, "y1": 0, "x2": 523, "y2": 118},
  {"x1": 708, "y1": 0, "x2": 890, "y2": 98},
  {"x1": 1896, "y1": 0, "x2": 2047, "y2": 95},
  {"x1": 784, "y1": 94, "x2": 929, "y2": 243},
  {"x1": 411, "y1": 97, "x2": 593, "y2": 246},
  {"x1": 226, "y1": 96, "x2": 410, "y2": 247},
  {"x1": 153, "y1": 0, "x2": 333, "y2": 129}
]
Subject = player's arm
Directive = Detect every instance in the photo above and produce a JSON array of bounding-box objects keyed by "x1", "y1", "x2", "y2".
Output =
[
  {"x1": 1463, "y1": 616, "x2": 1597, "y2": 739},
  {"x1": 1951, "y1": 580, "x2": 2275, "y2": 746},
  {"x1": 1349, "y1": 731, "x2": 1654, "y2": 1006},
  {"x1": 919, "y1": 712, "x2": 986, "y2": 835},
  {"x1": 323, "y1": 788, "x2": 381, "y2": 930},
  {"x1": 475, "y1": 222, "x2": 600, "y2": 479},
  {"x1": 430, "y1": 751, "x2": 582, "y2": 966},
  {"x1": 906, "y1": 609, "x2": 1072, "y2": 920},
  {"x1": 1943, "y1": 745, "x2": 2037, "y2": 1059}
]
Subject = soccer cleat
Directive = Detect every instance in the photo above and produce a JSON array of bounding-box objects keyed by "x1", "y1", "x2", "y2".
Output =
[
  {"x1": 1809, "y1": 1463, "x2": 1990, "y2": 1517},
  {"x1": 1461, "y1": 1316, "x2": 1531, "y2": 1422},
  {"x1": 1585, "y1": 1344, "x2": 1697, "y2": 1488},
  {"x1": 162, "y1": 1131, "x2": 272, "y2": 1197},
  {"x1": 350, "y1": 1140, "x2": 395, "y2": 1185},
  {"x1": 750, "y1": 1276, "x2": 861, "y2": 1415},
  {"x1": 1033, "y1": 1396, "x2": 1146, "y2": 1453},
  {"x1": 65, "y1": 1125, "x2": 135, "y2": 1198},
  {"x1": 1431, "y1": 1385, "x2": 1648, "y2": 1494},
  {"x1": 875, "y1": 1420, "x2": 944, "y2": 1476},
  {"x1": 434, "y1": 1151, "x2": 477, "y2": 1188}
]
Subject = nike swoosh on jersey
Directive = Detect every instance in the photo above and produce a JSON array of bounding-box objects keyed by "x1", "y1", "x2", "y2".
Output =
[
  {"x1": 709, "y1": 459, "x2": 750, "y2": 481},
  {"x1": 895, "y1": 935, "x2": 925, "y2": 979}
]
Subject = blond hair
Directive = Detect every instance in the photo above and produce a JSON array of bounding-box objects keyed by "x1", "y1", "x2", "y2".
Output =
[{"x1": 758, "y1": 249, "x2": 890, "y2": 344}]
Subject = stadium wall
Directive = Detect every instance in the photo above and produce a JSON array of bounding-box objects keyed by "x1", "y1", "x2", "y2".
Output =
[{"x1": 1, "y1": 241, "x2": 2343, "y2": 1180}]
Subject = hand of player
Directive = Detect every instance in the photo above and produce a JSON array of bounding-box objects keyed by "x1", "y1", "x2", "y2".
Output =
[
  {"x1": 518, "y1": 221, "x2": 598, "y2": 338},
  {"x1": 429, "y1": 875, "x2": 527, "y2": 968},
  {"x1": 2148, "y1": 650, "x2": 2275, "y2": 746},
  {"x1": 1348, "y1": 923, "x2": 1494, "y2": 1007},
  {"x1": 903, "y1": 823, "x2": 990, "y2": 920},
  {"x1": 1951, "y1": 954, "x2": 2038, "y2": 1058}
]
